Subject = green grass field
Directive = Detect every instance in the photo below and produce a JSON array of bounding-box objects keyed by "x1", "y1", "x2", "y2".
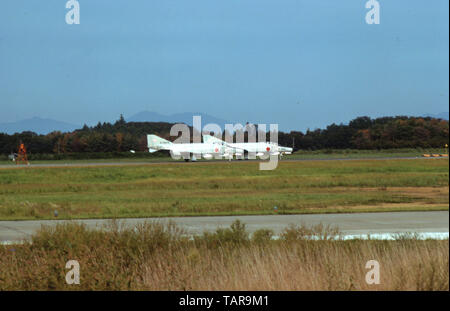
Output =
[
  {"x1": 288, "y1": 148, "x2": 448, "y2": 160},
  {"x1": 0, "y1": 148, "x2": 447, "y2": 165},
  {"x1": 0, "y1": 158, "x2": 448, "y2": 220}
]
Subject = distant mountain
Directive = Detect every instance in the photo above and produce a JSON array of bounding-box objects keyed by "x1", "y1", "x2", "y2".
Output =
[
  {"x1": 3, "y1": 112, "x2": 446, "y2": 136},
  {"x1": 0, "y1": 117, "x2": 80, "y2": 135},
  {"x1": 423, "y1": 112, "x2": 449, "y2": 120},
  {"x1": 128, "y1": 111, "x2": 232, "y2": 128}
]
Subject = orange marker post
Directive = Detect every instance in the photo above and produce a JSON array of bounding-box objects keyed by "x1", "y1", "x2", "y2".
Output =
[{"x1": 16, "y1": 143, "x2": 29, "y2": 165}]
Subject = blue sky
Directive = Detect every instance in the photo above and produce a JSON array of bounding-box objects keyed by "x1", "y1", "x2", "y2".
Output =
[{"x1": 0, "y1": 0, "x2": 448, "y2": 131}]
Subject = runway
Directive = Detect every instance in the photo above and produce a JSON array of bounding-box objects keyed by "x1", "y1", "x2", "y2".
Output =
[
  {"x1": 0, "y1": 211, "x2": 448, "y2": 243},
  {"x1": 0, "y1": 156, "x2": 436, "y2": 169}
]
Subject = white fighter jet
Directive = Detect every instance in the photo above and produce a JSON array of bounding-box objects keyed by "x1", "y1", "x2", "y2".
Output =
[
  {"x1": 202, "y1": 134, "x2": 293, "y2": 159},
  {"x1": 147, "y1": 134, "x2": 234, "y2": 161}
]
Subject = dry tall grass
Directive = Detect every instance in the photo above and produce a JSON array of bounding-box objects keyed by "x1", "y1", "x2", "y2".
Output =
[{"x1": 0, "y1": 221, "x2": 448, "y2": 290}]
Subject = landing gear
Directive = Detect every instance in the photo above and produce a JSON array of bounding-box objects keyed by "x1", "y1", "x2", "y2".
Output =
[
  {"x1": 237, "y1": 151, "x2": 249, "y2": 161},
  {"x1": 183, "y1": 154, "x2": 197, "y2": 162}
]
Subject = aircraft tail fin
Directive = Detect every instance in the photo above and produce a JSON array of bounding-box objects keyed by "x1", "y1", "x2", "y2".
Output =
[
  {"x1": 147, "y1": 134, "x2": 172, "y2": 152},
  {"x1": 202, "y1": 134, "x2": 224, "y2": 144}
]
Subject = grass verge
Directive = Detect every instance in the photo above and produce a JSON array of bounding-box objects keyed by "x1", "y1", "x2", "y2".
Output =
[{"x1": 0, "y1": 159, "x2": 448, "y2": 220}]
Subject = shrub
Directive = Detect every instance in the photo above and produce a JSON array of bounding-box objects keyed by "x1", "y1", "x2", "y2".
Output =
[
  {"x1": 280, "y1": 223, "x2": 341, "y2": 241},
  {"x1": 196, "y1": 220, "x2": 249, "y2": 247},
  {"x1": 252, "y1": 229, "x2": 274, "y2": 243}
]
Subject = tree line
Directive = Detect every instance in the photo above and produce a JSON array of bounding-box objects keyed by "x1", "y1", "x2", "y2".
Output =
[
  {"x1": 277, "y1": 116, "x2": 449, "y2": 150},
  {"x1": 0, "y1": 115, "x2": 448, "y2": 156}
]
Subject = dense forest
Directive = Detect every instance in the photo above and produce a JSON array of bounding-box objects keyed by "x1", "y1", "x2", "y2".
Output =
[{"x1": 0, "y1": 115, "x2": 448, "y2": 157}]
